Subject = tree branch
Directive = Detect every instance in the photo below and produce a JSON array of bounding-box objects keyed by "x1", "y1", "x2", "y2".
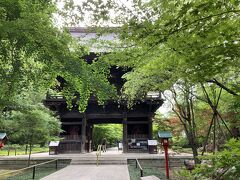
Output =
[{"x1": 207, "y1": 78, "x2": 238, "y2": 96}]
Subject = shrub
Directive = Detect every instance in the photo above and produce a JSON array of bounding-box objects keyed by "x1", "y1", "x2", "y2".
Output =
[
  {"x1": 172, "y1": 137, "x2": 189, "y2": 148},
  {"x1": 193, "y1": 139, "x2": 240, "y2": 179},
  {"x1": 175, "y1": 139, "x2": 240, "y2": 180}
]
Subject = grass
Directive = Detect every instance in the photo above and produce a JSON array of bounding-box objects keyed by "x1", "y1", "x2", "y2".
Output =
[
  {"x1": 1, "y1": 161, "x2": 68, "y2": 180},
  {"x1": 128, "y1": 160, "x2": 182, "y2": 180},
  {"x1": 5, "y1": 167, "x2": 60, "y2": 180},
  {"x1": 171, "y1": 147, "x2": 193, "y2": 154},
  {"x1": 0, "y1": 145, "x2": 48, "y2": 156},
  {"x1": 128, "y1": 160, "x2": 166, "y2": 180},
  {"x1": 128, "y1": 165, "x2": 166, "y2": 180}
]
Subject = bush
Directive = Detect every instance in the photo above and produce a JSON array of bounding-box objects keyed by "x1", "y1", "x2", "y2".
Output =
[
  {"x1": 194, "y1": 139, "x2": 240, "y2": 179},
  {"x1": 172, "y1": 137, "x2": 189, "y2": 148},
  {"x1": 175, "y1": 139, "x2": 240, "y2": 180}
]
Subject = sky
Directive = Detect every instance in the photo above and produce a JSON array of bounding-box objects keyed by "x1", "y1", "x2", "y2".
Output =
[
  {"x1": 55, "y1": 0, "x2": 132, "y2": 27},
  {"x1": 158, "y1": 91, "x2": 173, "y2": 117}
]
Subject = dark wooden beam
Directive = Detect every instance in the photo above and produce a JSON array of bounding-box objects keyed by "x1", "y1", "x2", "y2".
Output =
[
  {"x1": 126, "y1": 113, "x2": 149, "y2": 118},
  {"x1": 86, "y1": 113, "x2": 151, "y2": 119},
  {"x1": 62, "y1": 122, "x2": 82, "y2": 125},
  {"x1": 86, "y1": 113, "x2": 123, "y2": 119},
  {"x1": 126, "y1": 121, "x2": 149, "y2": 124},
  {"x1": 88, "y1": 119, "x2": 123, "y2": 124}
]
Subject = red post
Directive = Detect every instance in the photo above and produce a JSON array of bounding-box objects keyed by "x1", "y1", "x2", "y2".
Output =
[{"x1": 162, "y1": 139, "x2": 170, "y2": 179}]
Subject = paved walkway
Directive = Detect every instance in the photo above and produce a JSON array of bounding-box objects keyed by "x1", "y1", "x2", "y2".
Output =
[
  {"x1": 0, "y1": 147, "x2": 193, "y2": 180},
  {"x1": 41, "y1": 165, "x2": 130, "y2": 180},
  {"x1": 41, "y1": 148, "x2": 130, "y2": 180}
]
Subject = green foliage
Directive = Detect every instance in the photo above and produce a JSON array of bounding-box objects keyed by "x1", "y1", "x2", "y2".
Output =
[
  {"x1": 1, "y1": 105, "x2": 61, "y2": 145},
  {"x1": 172, "y1": 137, "x2": 189, "y2": 148},
  {"x1": 0, "y1": 88, "x2": 61, "y2": 145},
  {"x1": 193, "y1": 139, "x2": 240, "y2": 179},
  {"x1": 218, "y1": 94, "x2": 240, "y2": 133},
  {"x1": 81, "y1": 0, "x2": 240, "y2": 103},
  {"x1": 0, "y1": 0, "x2": 116, "y2": 112},
  {"x1": 173, "y1": 168, "x2": 193, "y2": 180},
  {"x1": 0, "y1": 144, "x2": 48, "y2": 156},
  {"x1": 152, "y1": 113, "x2": 173, "y2": 139},
  {"x1": 92, "y1": 124, "x2": 122, "y2": 150},
  {"x1": 175, "y1": 139, "x2": 240, "y2": 179},
  {"x1": 77, "y1": 0, "x2": 240, "y2": 154}
]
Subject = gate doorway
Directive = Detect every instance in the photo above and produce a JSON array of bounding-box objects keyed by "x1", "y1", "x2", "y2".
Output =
[{"x1": 92, "y1": 124, "x2": 123, "y2": 151}]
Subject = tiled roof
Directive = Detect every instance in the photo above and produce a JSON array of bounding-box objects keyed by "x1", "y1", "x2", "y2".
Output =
[
  {"x1": 69, "y1": 27, "x2": 118, "y2": 52},
  {"x1": 158, "y1": 131, "x2": 172, "y2": 138},
  {"x1": 0, "y1": 133, "x2": 7, "y2": 140}
]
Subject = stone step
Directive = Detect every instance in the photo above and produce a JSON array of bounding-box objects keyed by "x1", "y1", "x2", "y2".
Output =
[
  {"x1": 70, "y1": 160, "x2": 127, "y2": 165},
  {"x1": 71, "y1": 157, "x2": 126, "y2": 160},
  {"x1": 70, "y1": 157, "x2": 127, "y2": 165}
]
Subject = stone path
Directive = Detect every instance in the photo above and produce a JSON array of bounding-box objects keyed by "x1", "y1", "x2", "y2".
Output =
[
  {"x1": 0, "y1": 147, "x2": 193, "y2": 180},
  {"x1": 41, "y1": 148, "x2": 130, "y2": 180},
  {"x1": 41, "y1": 165, "x2": 130, "y2": 180}
]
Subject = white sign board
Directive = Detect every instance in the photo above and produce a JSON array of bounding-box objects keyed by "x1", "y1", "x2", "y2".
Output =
[
  {"x1": 49, "y1": 141, "x2": 59, "y2": 147},
  {"x1": 118, "y1": 142, "x2": 123, "y2": 149},
  {"x1": 148, "y1": 140, "x2": 158, "y2": 146}
]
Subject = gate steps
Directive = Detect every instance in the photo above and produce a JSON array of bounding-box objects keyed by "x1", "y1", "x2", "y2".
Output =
[{"x1": 70, "y1": 156, "x2": 127, "y2": 165}]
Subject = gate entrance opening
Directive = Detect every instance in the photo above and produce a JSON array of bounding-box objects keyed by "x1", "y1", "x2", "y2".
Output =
[{"x1": 92, "y1": 124, "x2": 122, "y2": 151}]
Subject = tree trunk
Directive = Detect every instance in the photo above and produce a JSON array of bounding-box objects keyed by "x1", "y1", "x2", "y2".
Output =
[
  {"x1": 187, "y1": 132, "x2": 200, "y2": 164},
  {"x1": 171, "y1": 86, "x2": 200, "y2": 164},
  {"x1": 25, "y1": 145, "x2": 28, "y2": 155},
  {"x1": 191, "y1": 144, "x2": 199, "y2": 164},
  {"x1": 27, "y1": 143, "x2": 32, "y2": 167}
]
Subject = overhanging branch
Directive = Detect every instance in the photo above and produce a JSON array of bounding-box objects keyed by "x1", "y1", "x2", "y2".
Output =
[{"x1": 207, "y1": 78, "x2": 238, "y2": 96}]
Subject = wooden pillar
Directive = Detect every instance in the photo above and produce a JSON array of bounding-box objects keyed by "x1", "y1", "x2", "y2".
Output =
[
  {"x1": 81, "y1": 114, "x2": 87, "y2": 153},
  {"x1": 148, "y1": 102, "x2": 153, "y2": 140},
  {"x1": 123, "y1": 116, "x2": 128, "y2": 153},
  {"x1": 148, "y1": 113, "x2": 153, "y2": 139},
  {"x1": 87, "y1": 124, "x2": 93, "y2": 152},
  {"x1": 89, "y1": 124, "x2": 93, "y2": 152}
]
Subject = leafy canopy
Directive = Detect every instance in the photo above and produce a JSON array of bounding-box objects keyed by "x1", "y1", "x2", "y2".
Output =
[
  {"x1": 0, "y1": 88, "x2": 62, "y2": 144},
  {"x1": 81, "y1": 0, "x2": 240, "y2": 101},
  {"x1": 0, "y1": 0, "x2": 116, "y2": 112}
]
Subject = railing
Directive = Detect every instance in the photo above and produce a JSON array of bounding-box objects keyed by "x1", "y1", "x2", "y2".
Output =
[
  {"x1": 2, "y1": 144, "x2": 48, "y2": 156},
  {"x1": 0, "y1": 159, "x2": 58, "y2": 179},
  {"x1": 96, "y1": 145, "x2": 102, "y2": 166},
  {"x1": 135, "y1": 159, "x2": 143, "y2": 177}
]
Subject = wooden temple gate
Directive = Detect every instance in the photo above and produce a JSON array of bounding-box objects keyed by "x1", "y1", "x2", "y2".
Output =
[
  {"x1": 44, "y1": 28, "x2": 163, "y2": 153},
  {"x1": 44, "y1": 91, "x2": 162, "y2": 153},
  {"x1": 44, "y1": 68, "x2": 163, "y2": 154}
]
